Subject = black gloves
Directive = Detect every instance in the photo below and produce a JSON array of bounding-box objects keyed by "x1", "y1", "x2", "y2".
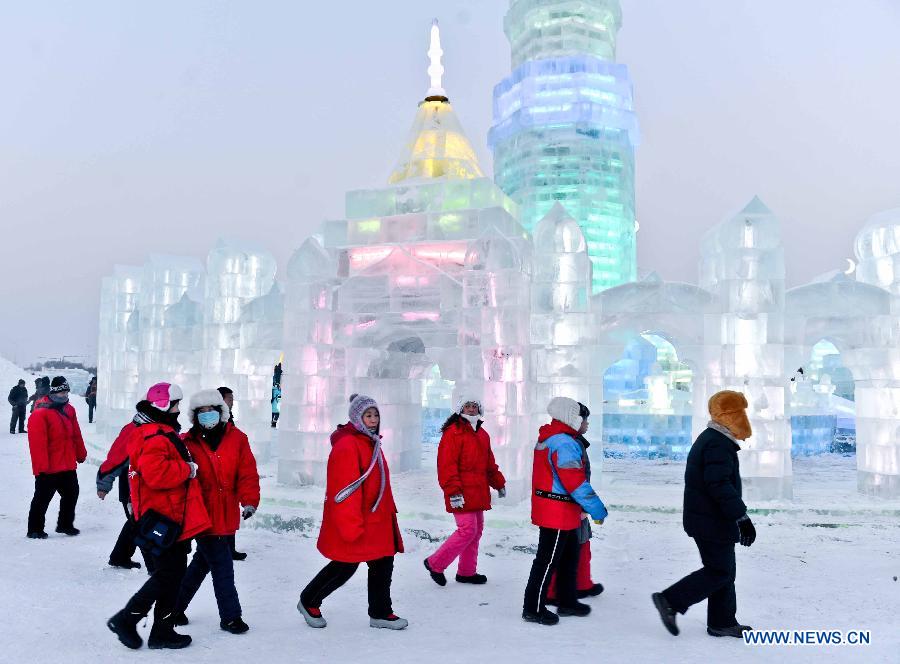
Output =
[{"x1": 737, "y1": 515, "x2": 756, "y2": 547}]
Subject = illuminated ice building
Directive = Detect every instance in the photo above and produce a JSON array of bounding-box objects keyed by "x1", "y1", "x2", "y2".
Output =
[{"x1": 97, "y1": 19, "x2": 900, "y2": 499}]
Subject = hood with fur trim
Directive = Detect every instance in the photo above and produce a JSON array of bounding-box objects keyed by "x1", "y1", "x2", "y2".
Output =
[
  {"x1": 187, "y1": 389, "x2": 231, "y2": 424},
  {"x1": 547, "y1": 396, "x2": 585, "y2": 431}
]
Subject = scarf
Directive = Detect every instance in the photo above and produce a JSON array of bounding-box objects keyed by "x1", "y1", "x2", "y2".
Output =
[{"x1": 708, "y1": 420, "x2": 740, "y2": 447}]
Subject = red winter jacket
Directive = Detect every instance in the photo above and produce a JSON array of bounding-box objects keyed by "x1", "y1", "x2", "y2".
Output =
[
  {"x1": 531, "y1": 420, "x2": 590, "y2": 531},
  {"x1": 27, "y1": 400, "x2": 87, "y2": 476},
  {"x1": 128, "y1": 423, "x2": 211, "y2": 541},
  {"x1": 182, "y1": 423, "x2": 260, "y2": 536},
  {"x1": 97, "y1": 421, "x2": 137, "y2": 503},
  {"x1": 437, "y1": 418, "x2": 505, "y2": 513},
  {"x1": 316, "y1": 424, "x2": 404, "y2": 563}
]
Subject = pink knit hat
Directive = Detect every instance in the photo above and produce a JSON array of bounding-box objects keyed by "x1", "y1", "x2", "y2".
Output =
[{"x1": 145, "y1": 382, "x2": 184, "y2": 411}]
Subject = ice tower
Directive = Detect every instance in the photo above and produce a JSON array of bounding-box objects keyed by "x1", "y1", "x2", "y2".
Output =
[
  {"x1": 278, "y1": 22, "x2": 531, "y2": 486},
  {"x1": 489, "y1": 0, "x2": 640, "y2": 293}
]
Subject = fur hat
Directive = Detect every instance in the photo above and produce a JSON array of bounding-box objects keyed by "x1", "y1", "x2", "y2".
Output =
[
  {"x1": 708, "y1": 390, "x2": 752, "y2": 441},
  {"x1": 547, "y1": 396, "x2": 585, "y2": 431},
  {"x1": 187, "y1": 389, "x2": 231, "y2": 424},
  {"x1": 456, "y1": 397, "x2": 483, "y2": 416}
]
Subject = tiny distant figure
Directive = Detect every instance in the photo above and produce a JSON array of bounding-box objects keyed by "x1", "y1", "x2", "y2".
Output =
[
  {"x1": 84, "y1": 376, "x2": 98, "y2": 423},
  {"x1": 271, "y1": 384, "x2": 281, "y2": 428},
  {"x1": 8, "y1": 379, "x2": 28, "y2": 434},
  {"x1": 652, "y1": 391, "x2": 756, "y2": 639}
]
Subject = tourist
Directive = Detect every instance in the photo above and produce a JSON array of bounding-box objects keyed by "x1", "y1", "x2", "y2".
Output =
[{"x1": 8, "y1": 378, "x2": 28, "y2": 434}]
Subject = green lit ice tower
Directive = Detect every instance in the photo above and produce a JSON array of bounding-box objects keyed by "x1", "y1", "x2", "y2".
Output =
[{"x1": 489, "y1": 0, "x2": 640, "y2": 291}]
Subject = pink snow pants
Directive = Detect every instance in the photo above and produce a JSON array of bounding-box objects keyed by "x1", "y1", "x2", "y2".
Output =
[{"x1": 427, "y1": 511, "x2": 485, "y2": 577}]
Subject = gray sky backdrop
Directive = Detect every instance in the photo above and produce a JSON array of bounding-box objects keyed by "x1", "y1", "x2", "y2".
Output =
[{"x1": 2, "y1": 0, "x2": 899, "y2": 366}]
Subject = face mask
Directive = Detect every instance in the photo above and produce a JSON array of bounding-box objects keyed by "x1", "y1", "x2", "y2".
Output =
[
  {"x1": 366, "y1": 425, "x2": 378, "y2": 434},
  {"x1": 49, "y1": 394, "x2": 69, "y2": 405},
  {"x1": 461, "y1": 413, "x2": 480, "y2": 427},
  {"x1": 197, "y1": 411, "x2": 220, "y2": 429}
]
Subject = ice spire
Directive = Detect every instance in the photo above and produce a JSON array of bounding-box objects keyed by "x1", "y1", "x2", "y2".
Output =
[{"x1": 426, "y1": 19, "x2": 446, "y2": 99}]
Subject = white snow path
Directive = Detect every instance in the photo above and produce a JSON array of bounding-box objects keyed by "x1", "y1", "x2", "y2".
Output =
[{"x1": 0, "y1": 399, "x2": 897, "y2": 663}]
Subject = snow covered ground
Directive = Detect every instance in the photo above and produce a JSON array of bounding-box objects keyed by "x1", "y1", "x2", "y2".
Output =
[{"x1": 1, "y1": 389, "x2": 898, "y2": 663}]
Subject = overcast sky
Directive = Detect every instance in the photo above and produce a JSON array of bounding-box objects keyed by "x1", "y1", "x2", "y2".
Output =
[{"x1": 2, "y1": 0, "x2": 899, "y2": 367}]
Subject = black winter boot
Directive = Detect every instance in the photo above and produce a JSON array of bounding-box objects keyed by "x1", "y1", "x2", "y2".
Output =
[
  {"x1": 456, "y1": 573, "x2": 487, "y2": 584},
  {"x1": 147, "y1": 616, "x2": 191, "y2": 650},
  {"x1": 652, "y1": 592, "x2": 680, "y2": 636},
  {"x1": 521, "y1": 608, "x2": 559, "y2": 626},
  {"x1": 707, "y1": 624, "x2": 752, "y2": 638},
  {"x1": 109, "y1": 559, "x2": 142, "y2": 570},
  {"x1": 577, "y1": 583, "x2": 604, "y2": 598},
  {"x1": 172, "y1": 611, "x2": 189, "y2": 626},
  {"x1": 55, "y1": 526, "x2": 80, "y2": 536},
  {"x1": 423, "y1": 558, "x2": 446, "y2": 586},
  {"x1": 220, "y1": 617, "x2": 250, "y2": 634},
  {"x1": 557, "y1": 601, "x2": 591, "y2": 617},
  {"x1": 107, "y1": 609, "x2": 145, "y2": 649}
]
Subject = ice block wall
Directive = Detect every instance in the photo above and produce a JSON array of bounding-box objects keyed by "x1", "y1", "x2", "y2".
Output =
[
  {"x1": 238, "y1": 284, "x2": 284, "y2": 460},
  {"x1": 490, "y1": 0, "x2": 640, "y2": 292},
  {"x1": 529, "y1": 203, "x2": 597, "y2": 461},
  {"x1": 278, "y1": 237, "x2": 338, "y2": 486},
  {"x1": 700, "y1": 197, "x2": 789, "y2": 500},
  {"x1": 854, "y1": 208, "x2": 900, "y2": 295},
  {"x1": 137, "y1": 255, "x2": 205, "y2": 407},
  {"x1": 461, "y1": 229, "x2": 533, "y2": 497},
  {"x1": 785, "y1": 276, "x2": 900, "y2": 497},
  {"x1": 201, "y1": 240, "x2": 277, "y2": 451},
  {"x1": 96, "y1": 265, "x2": 143, "y2": 437}
]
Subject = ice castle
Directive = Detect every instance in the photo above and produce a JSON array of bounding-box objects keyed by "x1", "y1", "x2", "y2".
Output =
[{"x1": 96, "y1": 5, "x2": 900, "y2": 500}]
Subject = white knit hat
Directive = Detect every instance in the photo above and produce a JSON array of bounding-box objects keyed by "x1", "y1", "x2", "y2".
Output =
[
  {"x1": 455, "y1": 397, "x2": 483, "y2": 416},
  {"x1": 547, "y1": 396, "x2": 583, "y2": 430},
  {"x1": 187, "y1": 389, "x2": 231, "y2": 424}
]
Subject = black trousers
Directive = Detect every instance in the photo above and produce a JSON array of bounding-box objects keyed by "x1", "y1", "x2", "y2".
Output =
[
  {"x1": 87, "y1": 401, "x2": 96, "y2": 423},
  {"x1": 10, "y1": 404, "x2": 26, "y2": 433},
  {"x1": 27, "y1": 470, "x2": 79, "y2": 533},
  {"x1": 109, "y1": 503, "x2": 153, "y2": 571},
  {"x1": 301, "y1": 556, "x2": 394, "y2": 619},
  {"x1": 125, "y1": 540, "x2": 190, "y2": 622},
  {"x1": 662, "y1": 537, "x2": 737, "y2": 629},
  {"x1": 523, "y1": 526, "x2": 580, "y2": 613},
  {"x1": 176, "y1": 535, "x2": 242, "y2": 621}
]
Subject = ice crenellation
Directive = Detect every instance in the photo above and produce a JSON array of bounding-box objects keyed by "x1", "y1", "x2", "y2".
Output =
[{"x1": 96, "y1": 9, "x2": 900, "y2": 500}]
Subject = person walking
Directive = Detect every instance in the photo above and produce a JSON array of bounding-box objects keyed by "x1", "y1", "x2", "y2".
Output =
[
  {"x1": 106, "y1": 383, "x2": 211, "y2": 650},
  {"x1": 424, "y1": 398, "x2": 505, "y2": 586},
  {"x1": 97, "y1": 405, "x2": 158, "y2": 570},
  {"x1": 522, "y1": 397, "x2": 608, "y2": 626},
  {"x1": 26, "y1": 377, "x2": 87, "y2": 538},
  {"x1": 297, "y1": 394, "x2": 407, "y2": 631},
  {"x1": 8, "y1": 379, "x2": 28, "y2": 434},
  {"x1": 84, "y1": 376, "x2": 98, "y2": 424},
  {"x1": 172, "y1": 389, "x2": 260, "y2": 635},
  {"x1": 216, "y1": 386, "x2": 247, "y2": 561},
  {"x1": 652, "y1": 390, "x2": 756, "y2": 639}
]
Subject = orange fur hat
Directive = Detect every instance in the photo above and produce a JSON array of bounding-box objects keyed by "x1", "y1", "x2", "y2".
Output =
[{"x1": 708, "y1": 390, "x2": 752, "y2": 440}]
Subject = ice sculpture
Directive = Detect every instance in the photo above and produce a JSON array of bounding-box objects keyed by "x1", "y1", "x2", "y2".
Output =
[
  {"x1": 201, "y1": 240, "x2": 278, "y2": 455},
  {"x1": 96, "y1": 265, "x2": 143, "y2": 438},
  {"x1": 489, "y1": 0, "x2": 640, "y2": 292},
  {"x1": 529, "y1": 203, "x2": 597, "y2": 451},
  {"x1": 278, "y1": 22, "x2": 530, "y2": 487},
  {"x1": 854, "y1": 208, "x2": 900, "y2": 295},
  {"x1": 700, "y1": 197, "x2": 790, "y2": 499},
  {"x1": 785, "y1": 274, "x2": 900, "y2": 497},
  {"x1": 137, "y1": 255, "x2": 206, "y2": 406}
]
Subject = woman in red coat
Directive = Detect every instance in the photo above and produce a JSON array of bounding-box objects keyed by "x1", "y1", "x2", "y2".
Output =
[
  {"x1": 173, "y1": 389, "x2": 260, "y2": 635},
  {"x1": 107, "y1": 383, "x2": 211, "y2": 651},
  {"x1": 424, "y1": 398, "x2": 505, "y2": 586},
  {"x1": 297, "y1": 394, "x2": 407, "y2": 631}
]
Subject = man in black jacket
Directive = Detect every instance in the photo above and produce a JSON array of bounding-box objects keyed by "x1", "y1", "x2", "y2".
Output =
[
  {"x1": 652, "y1": 390, "x2": 757, "y2": 639},
  {"x1": 8, "y1": 379, "x2": 29, "y2": 434}
]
